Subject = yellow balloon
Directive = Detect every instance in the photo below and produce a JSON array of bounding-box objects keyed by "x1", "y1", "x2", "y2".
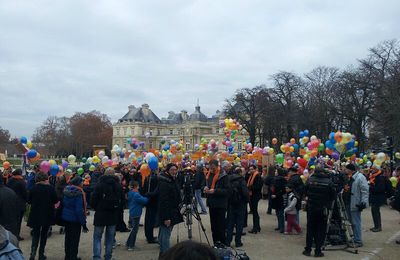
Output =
[
  {"x1": 395, "y1": 152, "x2": 400, "y2": 160},
  {"x1": 354, "y1": 141, "x2": 358, "y2": 147},
  {"x1": 304, "y1": 154, "x2": 310, "y2": 161},
  {"x1": 27, "y1": 141, "x2": 33, "y2": 149},
  {"x1": 49, "y1": 159, "x2": 56, "y2": 166}
]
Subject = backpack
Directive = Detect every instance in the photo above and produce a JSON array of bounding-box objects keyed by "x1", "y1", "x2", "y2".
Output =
[
  {"x1": 0, "y1": 229, "x2": 24, "y2": 260},
  {"x1": 230, "y1": 177, "x2": 245, "y2": 205},
  {"x1": 294, "y1": 193, "x2": 302, "y2": 211}
]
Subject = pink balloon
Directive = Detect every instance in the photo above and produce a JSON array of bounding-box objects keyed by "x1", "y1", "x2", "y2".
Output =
[
  {"x1": 107, "y1": 159, "x2": 113, "y2": 166},
  {"x1": 40, "y1": 161, "x2": 50, "y2": 173}
]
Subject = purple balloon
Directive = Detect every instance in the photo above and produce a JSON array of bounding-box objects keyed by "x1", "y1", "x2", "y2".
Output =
[
  {"x1": 331, "y1": 152, "x2": 340, "y2": 160},
  {"x1": 62, "y1": 161, "x2": 69, "y2": 169}
]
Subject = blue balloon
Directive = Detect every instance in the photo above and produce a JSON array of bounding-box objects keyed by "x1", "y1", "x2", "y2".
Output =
[
  {"x1": 163, "y1": 145, "x2": 170, "y2": 151},
  {"x1": 132, "y1": 144, "x2": 138, "y2": 149},
  {"x1": 299, "y1": 131, "x2": 305, "y2": 138},
  {"x1": 20, "y1": 136, "x2": 27, "y2": 144},
  {"x1": 293, "y1": 144, "x2": 299, "y2": 151},
  {"x1": 27, "y1": 149, "x2": 37, "y2": 159},
  {"x1": 353, "y1": 148, "x2": 358, "y2": 154},
  {"x1": 329, "y1": 132, "x2": 335, "y2": 141},
  {"x1": 346, "y1": 140, "x2": 355, "y2": 150},
  {"x1": 50, "y1": 164, "x2": 59, "y2": 176},
  {"x1": 148, "y1": 157, "x2": 158, "y2": 170},
  {"x1": 325, "y1": 140, "x2": 334, "y2": 149},
  {"x1": 120, "y1": 152, "x2": 125, "y2": 158},
  {"x1": 228, "y1": 146, "x2": 234, "y2": 153},
  {"x1": 304, "y1": 130, "x2": 309, "y2": 136}
]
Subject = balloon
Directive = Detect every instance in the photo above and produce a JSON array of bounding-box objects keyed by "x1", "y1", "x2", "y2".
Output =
[
  {"x1": 101, "y1": 156, "x2": 109, "y2": 164},
  {"x1": 89, "y1": 165, "x2": 96, "y2": 171},
  {"x1": 298, "y1": 158, "x2": 308, "y2": 168},
  {"x1": 331, "y1": 152, "x2": 340, "y2": 161},
  {"x1": 280, "y1": 145, "x2": 285, "y2": 153},
  {"x1": 148, "y1": 157, "x2": 159, "y2": 170},
  {"x1": 87, "y1": 157, "x2": 93, "y2": 164},
  {"x1": 145, "y1": 152, "x2": 155, "y2": 162},
  {"x1": 39, "y1": 161, "x2": 50, "y2": 172},
  {"x1": 92, "y1": 156, "x2": 100, "y2": 164},
  {"x1": 304, "y1": 130, "x2": 309, "y2": 136},
  {"x1": 2, "y1": 161, "x2": 11, "y2": 169},
  {"x1": 62, "y1": 161, "x2": 69, "y2": 169},
  {"x1": 299, "y1": 131, "x2": 305, "y2": 138},
  {"x1": 49, "y1": 159, "x2": 56, "y2": 166},
  {"x1": 293, "y1": 144, "x2": 299, "y2": 151},
  {"x1": 98, "y1": 151, "x2": 105, "y2": 159},
  {"x1": 390, "y1": 177, "x2": 398, "y2": 188},
  {"x1": 27, "y1": 149, "x2": 37, "y2": 159},
  {"x1": 140, "y1": 164, "x2": 150, "y2": 177},
  {"x1": 276, "y1": 153, "x2": 284, "y2": 165},
  {"x1": 77, "y1": 168, "x2": 84, "y2": 175},
  {"x1": 50, "y1": 164, "x2": 59, "y2": 176},
  {"x1": 81, "y1": 157, "x2": 87, "y2": 163},
  {"x1": 304, "y1": 154, "x2": 310, "y2": 161},
  {"x1": 27, "y1": 140, "x2": 33, "y2": 149},
  {"x1": 68, "y1": 155, "x2": 76, "y2": 164},
  {"x1": 376, "y1": 152, "x2": 386, "y2": 161},
  {"x1": 290, "y1": 138, "x2": 296, "y2": 144},
  {"x1": 272, "y1": 138, "x2": 278, "y2": 145},
  {"x1": 20, "y1": 136, "x2": 28, "y2": 144},
  {"x1": 289, "y1": 146, "x2": 295, "y2": 153},
  {"x1": 318, "y1": 144, "x2": 325, "y2": 152},
  {"x1": 396, "y1": 152, "x2": 400, "y2": 160},
  {"x1": 329, "y1": 132, "x2": 335, "y2": 141}
]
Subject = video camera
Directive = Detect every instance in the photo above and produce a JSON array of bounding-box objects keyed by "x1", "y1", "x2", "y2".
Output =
[{"x1": 213, "y1": 242, "x2": 250, "y2": 260}]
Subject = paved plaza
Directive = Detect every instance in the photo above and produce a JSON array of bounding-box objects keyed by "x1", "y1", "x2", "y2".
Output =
[{"x1": 18, "y1": 200, "x2": 400, "y2": 260}]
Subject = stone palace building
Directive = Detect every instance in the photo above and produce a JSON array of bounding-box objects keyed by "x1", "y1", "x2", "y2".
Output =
[{"x1": 112, "y1": 103, "x2": 246, "y2": 151}]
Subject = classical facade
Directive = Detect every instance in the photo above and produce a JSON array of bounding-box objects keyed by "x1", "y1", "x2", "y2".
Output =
[{"x1": 112, "y1": 103, "x2": 245, "y2": 151}]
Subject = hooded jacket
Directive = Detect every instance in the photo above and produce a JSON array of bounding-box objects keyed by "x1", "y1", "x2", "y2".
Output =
[
  {"x1": 91, "y1": 175, "x2": 123, "y2": 226},
  {"x1": 62, "y1": 185, "x2": 86, "y2": 225}
]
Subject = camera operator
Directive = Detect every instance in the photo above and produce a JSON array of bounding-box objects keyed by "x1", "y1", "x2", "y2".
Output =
[
  {"x1": 158, "y1": 163, "x2": 183, "y2": 257},
  {"x1": 204, "y1": 160, "x2": 230, "y2": 246},
  {"x1": 303, "y1": 166, "x2": 336, "y2": 257},
  {"x1": 194, "y1": 165, "x2": 208, "y2": 215},
  {"x1": 344, "y1": 163, "x2": 369, "y2": 248}
]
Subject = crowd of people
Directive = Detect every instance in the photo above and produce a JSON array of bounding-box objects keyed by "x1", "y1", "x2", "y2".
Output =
[{"x1": 1, "y1": 158, "x2": 400, "y2": 259}]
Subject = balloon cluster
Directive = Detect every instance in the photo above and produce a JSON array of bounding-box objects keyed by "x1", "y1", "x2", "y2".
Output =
[
  {"x1": 20, "y1": 136, "x2": 41, "y2": 163},
  {"x1": 127, "y1": 138, "x2": 145, "y2": 150},
  {"x1": 220, "y1": 118, "x2": 242, "y2": 154},
  {"x1": 325, "y1": 131, "x2": 358, "y2": 160}
]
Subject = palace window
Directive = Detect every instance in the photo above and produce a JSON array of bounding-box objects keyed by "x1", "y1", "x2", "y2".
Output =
[
  {"x1": 116, "y1": 128, "x2": 120, "y2": 136},
  {"x1": 170, "y1": 129, "x2": 173, "y2": 135},
  {"x1": 123, "y1": 127, "x2": 127, "y2": 136}
]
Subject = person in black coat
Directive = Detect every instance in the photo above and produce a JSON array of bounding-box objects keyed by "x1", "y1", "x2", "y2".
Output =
[
  {"x1": 6, "y1": 169, "x2": 27, "y2": 240},
  {"x1": 27, "y1": 172, "x2": 59, "y2": 260},
  {"x1": 264, "y1": 166, "x2": 276, "y2": 215},
  {"x1": 204, "y1": 160, "x2": 230, "y2": 246},
  {"x1": 141, "y1": 168, "x2": 159, "y2": 243},
  {"x1": 369, "y1": 166, "x2": 391, "y2": 232},
  {"x1": 91, "y1": 167, "x2": 123, "y2": 260},
  {"x1": 194, "y1": 165, "x2": 207, "y2": 214},
  {"x1": 247, "y1": 165, "x2": 263, "y2": 234},
  {"x1": 226, "y1": 166, "x2": 249, "y2": 247},
  {"x1": 157, "y1": 163, "x2": 183, "y2": 257},
  {"x1": 0, "y1": 176, "x2": 19, "y2": 239},
  {"x1": 271, "y1": 168, "x2": 287, "y2": 233}
]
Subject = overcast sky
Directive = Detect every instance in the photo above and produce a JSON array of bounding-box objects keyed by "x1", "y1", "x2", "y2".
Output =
[{"x1": 1, "y1": 0, "x2": 399, "y2": 138}]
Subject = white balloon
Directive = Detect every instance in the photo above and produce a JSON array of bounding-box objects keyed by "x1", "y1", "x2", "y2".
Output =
[
  {"x1": 98, "y1": 151, "x2": 105, "y2": 159},
  {"x1": 145, "y1": 152, "x2": 155, "y2": 162}
]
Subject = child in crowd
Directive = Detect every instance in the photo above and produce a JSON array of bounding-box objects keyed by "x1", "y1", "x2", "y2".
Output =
[
  {"x1": 126, "y1": 181, "x2": 149, "y2": 251},
  {"x1": 284, "y1": 184, "x2": 302, "y2": 235}
]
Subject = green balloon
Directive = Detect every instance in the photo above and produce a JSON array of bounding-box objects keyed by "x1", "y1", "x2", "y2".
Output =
[
  {"x1": 81, "y1": 157, "x2": 87, "y2": 163},
  {"x1": 276, "y1": 153, "x2": 284, "y2": 165},
  {"x1": 318, "y1": 144, "x2": 325, "y2": 152},
  {"x1": 77, "y1": 168, "x2": 84, "y2": 175}
]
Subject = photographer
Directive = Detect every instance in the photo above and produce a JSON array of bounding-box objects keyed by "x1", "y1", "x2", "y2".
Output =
[
  {"x1": 158, "y1": 163, "x2": 183, "y2": 257},
  {"x1": 303, "y1": 167, "x2": 336, "y2": 257},
  {"x1": 344, "y1": 163, "x2": 369, "y2": 248}
]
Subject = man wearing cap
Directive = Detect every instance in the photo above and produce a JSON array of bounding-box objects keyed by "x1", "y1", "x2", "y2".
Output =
[{"x1": 344, "y1": 163, "x2": 369, "y2": 248}]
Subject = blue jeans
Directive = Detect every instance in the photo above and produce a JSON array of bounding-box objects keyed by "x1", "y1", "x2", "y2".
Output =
[
  {"x1": 276, "y1": 209, "x2": 285, "y2": 233},
  {"x1": 350, "y1": 211, "x2": 362, "y2": 243},
  {"x1": 126, "y1": 217, "x2": 140, "y2": 248},
  {"x1": 158, "y1": 224, "x2": 173, "y2": 254},
  {"x1": 195, "y1": 189, "x2": 207, "y2": 213},
  {"x1": 93, "y1": 225, "x2": 116, "y2": 260}
]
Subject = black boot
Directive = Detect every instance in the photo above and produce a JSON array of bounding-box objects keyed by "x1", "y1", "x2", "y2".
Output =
[
  {"x1": 29, "y1": 247, "x2": 37, "y2": 260},
  {"x1": 38, "y1": 254, "x2": 47, "y2": 260}
]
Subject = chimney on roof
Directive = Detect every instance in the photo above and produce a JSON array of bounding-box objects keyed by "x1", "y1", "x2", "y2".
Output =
[
  {"x1": 181, "y1": 110, "x2": 188, "y2": 121},
  {"x1": 128, "y1": 105, "x2": 136, "y2": 111},
  {"x1": 142, "y1": 104, "x2": 149, "y2": 115}
]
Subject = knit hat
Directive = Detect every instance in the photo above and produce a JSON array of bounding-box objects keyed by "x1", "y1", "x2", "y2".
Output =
[
  {"x1": 70, "y1": 176, "x2": 83, "y2": 186},
  {"x1": 346, "y1": 163, "x2": 356, "y2": 172}
]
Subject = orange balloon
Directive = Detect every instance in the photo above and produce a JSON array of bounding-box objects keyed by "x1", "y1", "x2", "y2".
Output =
[
  {"x1": 272, "y1": 138, "x2": 278, "y2": 145},
  {"x1": 325, "y1": 148, "x2": 333, "y2": 155},
  {"x1": 311, "y1": 149, "x2": 318, "y2": 157},
  {"x1": 290, "y1": 138, "x2": 296, "y2": 144}
]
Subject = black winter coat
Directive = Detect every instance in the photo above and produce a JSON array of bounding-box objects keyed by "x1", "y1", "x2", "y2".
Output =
[
  {"x1": 248, "y1": 174, "x2": 263, "y2": 200},
  {"x1": 305, "y1": 171, "x2": 336, "y2": 212},
  {"x1": 228, "y1": 174, "x2": 249, "y2": 208},
  {"x1": 157, "y1": 173, "x2": 183, "y2": 226},
  {"x1": 91, "y1": 175, "x2": 123, "y2": 226},
  {"x1": 0, "y1": 185, "x2": 19, "y2": 236},
  {"x1": 206, "y1": 172, "x2": 230, "y2": 209},
  {"x1": 194, "y1": 170, "x2": 206, "y2": 190},
  {"x1": 288, "y1": 174, "x2": 305, "y2": 198},
  {"x1": 7, "y1": 176, "x2": 27, "y2": 212},
  {"x1": 27, "y1": 183, "x2": 58, "y2": 228},
  {"x1": 141, "y1": 173, "x2": 159, "y2": 208},
  {"x1": 369, "y1": 174, "x2": 390, "y2": 206},
  {"x1": 271, "y1": 176, "x2": 287, "y2": 210}
]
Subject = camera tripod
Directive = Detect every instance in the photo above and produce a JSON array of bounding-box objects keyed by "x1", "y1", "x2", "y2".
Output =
[
  {"x1": 323, "y1": 191, "x2": 358, "y2": 254},
  {"x1": 180, "y1": 196, "x2": 211, "y2": 245}
]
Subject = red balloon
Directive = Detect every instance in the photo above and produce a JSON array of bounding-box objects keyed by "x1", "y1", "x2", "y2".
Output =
[{"x1": 298, "y1": 158, "x2": 308, "y2": 168}]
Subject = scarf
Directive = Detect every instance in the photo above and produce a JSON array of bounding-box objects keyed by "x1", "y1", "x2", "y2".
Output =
[
  {"x1": 11, "y1": 175, "x2": 24, "y2": 181},
  {"x1": 207, "y1": 167, "x2": 220, "y2": 189},
  {"x1": 247, "y1": 171, "x2": 259, "y2": 196},
  {"x1": 369, "y1": 170, "x2": 382, "y2": 185},
  {"x1": 74, "y1": 185, "x2": 87, "y2": 214}
]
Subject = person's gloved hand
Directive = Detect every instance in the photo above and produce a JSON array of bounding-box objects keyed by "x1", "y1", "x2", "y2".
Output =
[
  {"x1": 82, "y1": 224, "x2": 89, "y2": 233},
  {"x1": 356, "y1": 202, "x2": 366, "y2": 212}
]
